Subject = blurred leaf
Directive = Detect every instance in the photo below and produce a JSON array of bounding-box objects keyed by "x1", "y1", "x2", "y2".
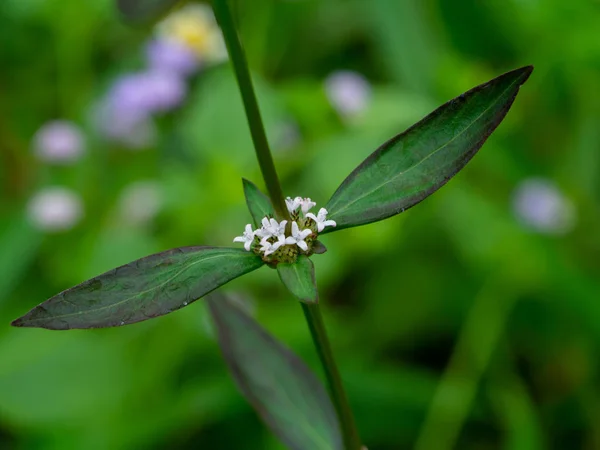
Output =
[
  {"x1": 116, "y1": 0, "x2": 184, "y2": 24},
  {"x1": 277, "y1": 255, "x2": 318, "y2": 304},
  {"x1": 12, "y1": 247, "x2": 263, "y2": 330},
  {"x1": 242, "y1": 178, "x2": 274, "y2": 227},
  {"x1": 312, "y1": 240, "x2": 327, "y2": 255},
  {"x1": 208, "y1": 293, "x2": 342, "y2": 450},
  {"x1": 324, "y1": 66, "x2": 533, "y2": 232}
]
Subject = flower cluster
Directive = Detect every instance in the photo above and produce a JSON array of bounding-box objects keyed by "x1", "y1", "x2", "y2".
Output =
[{"x1": 234, "y1": 197, "x2": 336, "y2": 263}]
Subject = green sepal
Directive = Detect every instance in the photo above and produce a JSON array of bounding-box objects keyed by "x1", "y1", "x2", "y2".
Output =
[
  {"x1": 12, "y1": 247, "x2": 263, "y2": 330},
  {"x1": 324, "y1": 66, "x2": 533, "y2": 232},
  {"x1": 242, "y1": 178, "x2": 276, "y2": 227},
  {"x1": 276, "y1": 255, "x2": 318, "y2": 304},
  {"x1": 208, "y1": 293, "x2": 342, "y2": 450},
  {"x1": 116, "y1": 0, "x2": 185, "y2": 25}
]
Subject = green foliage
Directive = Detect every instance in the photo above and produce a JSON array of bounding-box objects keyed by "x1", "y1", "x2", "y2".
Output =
[
  {"x1": 325, "y1": 66, "x2": 533, "y2": 232},
  {"x1": 277, "y1": 255, "x2": 319, "y2": 304},
  {"x1": 208, "y1": 293, "x2": 342, "y2": 450},
  {"x1": 117, "y1": 0, "x2": 185, "y2": 24},
  {"x1": 12, "y1": 247, "x2": 264, "y2": 329},
  {"x1": 1, "y1": 0, "x2": 599, "y2": 448}
]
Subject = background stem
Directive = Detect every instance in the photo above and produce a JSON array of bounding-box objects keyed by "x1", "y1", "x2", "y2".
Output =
[
  {"x1": 213, "y1": 1, "x2": 362, "y2": 448},
  {"x1": 302, "y1": 303, "x2": 362, "y2": 450},
  {"x1": 212, "y1": 0, "x2": 289, "y2": 220}
]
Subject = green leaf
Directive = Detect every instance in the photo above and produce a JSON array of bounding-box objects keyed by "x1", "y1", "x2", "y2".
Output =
[
  {"x1": 324, "y1": 66, "x2": 533, "y2": 232},
  {"x1": 116, "y1": 0, "x2": 184, "y2": 24},
  {"x1": 242, "y1": 178, "x2": 275, "y2": 227},
  {"x1": 208, "y1": 293, "x2": 342, "y2": 450},
  {"x1": 277, "y1": 255, "x2": 319, "y2": 304},
  {"x1": 12, "y1": 247, "x2": 263, "y2": 330}
]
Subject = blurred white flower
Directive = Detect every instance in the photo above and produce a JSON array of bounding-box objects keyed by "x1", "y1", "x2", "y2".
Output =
[
  {"x1": 27, "y1": 187, "x2": 83, "y2": 232},
  {"x1": 512, "y1": 178, "x2": 576, "y2": 235},
  {"x1": 157, "y1": 3, "x2": 227, "y2": 64},
  {"x1": 32, "y1": 120, "x2": 85, "y2": 164},
  {"x1": 324, "y1": 70, "x2": 372, "y2": 118},
  {"x1": 118, "y1": 181, "x2": 163, "y2": 226}
]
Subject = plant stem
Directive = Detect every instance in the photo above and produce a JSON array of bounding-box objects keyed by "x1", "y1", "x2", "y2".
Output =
[
  {"x1": 213, "y1": 1, "x2": 362, "y2": 448},
  {"x1": 302, "y1": 303, "x2": 362, "y2": 450},
  {"x1": 212, "y1": 0, "x2": 289, "y2": 220}
]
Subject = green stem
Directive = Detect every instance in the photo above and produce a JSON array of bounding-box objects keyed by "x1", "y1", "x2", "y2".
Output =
[
  {"x1": 213, "y1": 2, "x2": 361, "y2": 448},
  {"x1": 212, "y1": 0, "x2": 289, "y2": 220},
  {"x1": 302, "y1": 303, "x2": 362, "y2": 450}
]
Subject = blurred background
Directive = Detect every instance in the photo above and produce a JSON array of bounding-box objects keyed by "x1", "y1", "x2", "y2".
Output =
[{"x1": 1, "y1": 0, "x2": 599, "y2": 448}]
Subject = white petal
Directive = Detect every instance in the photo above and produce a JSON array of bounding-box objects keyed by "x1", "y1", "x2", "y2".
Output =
[
  {"x1": 299, "y1": 228, "x2": 312, "y2": 239},
  {"x1": 233, "y1": 236, "x2": 245, "y2": 243},
  {"x1": 297, "y1": 240, "x2": 308, "y2": 251},
  {"x1": 243, "y1": 241, "x2": 252, "y2": 251},
  {"x1": 305, "y1": 213, "x2": 317, "y2": 222},
  {"x1": 324, "y1": 219, "x2": 336, "y2": 228},
  {"x1": 291, "y1": 221, "x2": 300, "y2": 237},
  {"x1": 261, "y1": 217, "x2": 270, "y2": 228}
]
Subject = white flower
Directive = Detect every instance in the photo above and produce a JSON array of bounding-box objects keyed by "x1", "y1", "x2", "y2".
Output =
[
  {"x1": 285, "y1": 221, "x2": 313, "y2": 251},
  {"x1": 233, "y1": 224, "x2": 255, "y2": 251},
  {"x1": 260, "y1": 234, "x2": 286, "y2": 256},
  {"x1": 27, "y1": 187, "x2": 83, "y2": 232},
  {"x1": 306, "y1": 208, "x2": 336, "y2": 233},
  {"x1": 256, "y1": 217, "x2": 287, "y2": 239},
  {"x1": 286, "y1": 196, "x2": 316, "y2": 215},
  {"x1": 299, "y1": 198, "x2": 316, "y2": 215},
  {"x1": 285, "y1": 197, "x2": 302, "y2": 213}
]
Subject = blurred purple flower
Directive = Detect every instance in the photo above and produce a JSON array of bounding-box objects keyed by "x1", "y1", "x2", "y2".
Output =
[
  {"x1": 512, "y1": 177, "x2": 576, "y2": 235},
  {"x1": 95, "y1": 70, "x2": 188, "y2": 148},
  {"x1": 146, "y1": 38, "x2": 199, "y2": 77},
  {"x1": 27, "y1": 187, "x2": 84, "y2": 232},
  {"x1": 32, "y1": 120, "x2": 84, "y2": 164},
  {"x1": 324, "y1": 70, "x2": 372, "y2": 119}
]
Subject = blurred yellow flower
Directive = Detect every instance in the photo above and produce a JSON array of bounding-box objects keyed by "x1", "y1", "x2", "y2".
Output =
[{"x1": 157, "y1": 3, "x2": 227, "y2": 64}]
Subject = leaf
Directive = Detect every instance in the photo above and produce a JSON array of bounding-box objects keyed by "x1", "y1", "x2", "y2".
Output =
[
  {"x1": 208, "y1": 293, "x2": 342, "y2": 450},
  {"x1": 116, "y1": 0, "x2": 184, "y2": 24},
  {"x1": 12, "y1": 247, "x2": 263, "y2": 330},
  {"x1": 277, "y1": 255, "x2": 318, "y2": 304},
  {"x1": 311, "y1": 240, "x2": 328, "y2": 255},
  {"x1": 324, "y1": 66, "x2": 533, "y2": 232},
  {"x1": 242, "y1": 178, "x2": 275, "y2": 227}
]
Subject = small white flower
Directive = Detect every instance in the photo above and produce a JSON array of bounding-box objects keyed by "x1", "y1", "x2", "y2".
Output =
[
  {"x1": 286, "y1": 196, "x2": 316, "y2": 215},
  {"x1": 299, "y1": 197, "x2": 316, "y2": 215},
  {"x1": 233, "y1": 224, "x2": 255, "y2": 251},
  {"x1": 260, "y1": 234, "x2": 286, "y2": 256},
  {"x1": 306, "y1": 208, "x2": 337, "y2": 233},
  {"x1": 285, "y1": 221, "x2": 313, "y2": 251},
  {"x1": 285, "y1": 197, "x2": 302, "y2": 213},
  {"x1": 256, "y1": 217, "x2": 287, "y2": 239}
]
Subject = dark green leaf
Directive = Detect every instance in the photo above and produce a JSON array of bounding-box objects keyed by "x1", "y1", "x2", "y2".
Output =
[
  {"x1": 277, "y1": 255, "x2": 319, "y2": 304},
  {"x1": 324, "y1": 66, "x2": 533, "y2": 231},
  {"x1": 311, "y1": 240, "x2": 328, "y2": 255},
  {"x1": 116, "y1": 0, "x2": 184, "y2": 24},
  {"x1": 208, "y1": 293, "x2": 342, "y2": 450},
  {"x1": 242, "y1": 178, "x2": 275, "y2": 227},
  {"x1": 12, "y1": 247, "x2": 263, "y2": 330}
]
